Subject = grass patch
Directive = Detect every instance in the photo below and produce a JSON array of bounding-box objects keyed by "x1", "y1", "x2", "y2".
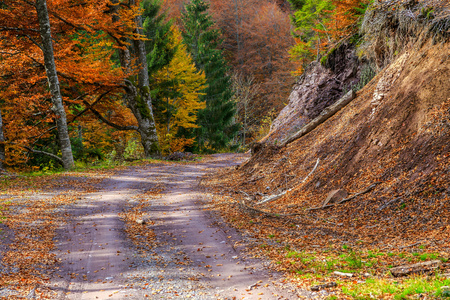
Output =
[{"x1": 342, "y1": 276, "x2": 450, "y2": 299}]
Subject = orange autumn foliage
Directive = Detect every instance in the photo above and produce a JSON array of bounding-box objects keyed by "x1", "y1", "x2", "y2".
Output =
[
  {"x1": 0, "y1": 0, "x2": 145, "y2": 167},
  {"x1": 328, "y1": 0, "x2": 371, "y2": 39}
]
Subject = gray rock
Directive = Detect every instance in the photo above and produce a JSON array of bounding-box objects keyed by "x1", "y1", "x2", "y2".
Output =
[
  {"x1": 136, "y1": 219, "x2": 146, "y2": 225},
  {"x1": 310, "y1": 282, "x2": 337, "y2": 291},
  {"x1": 266, "y1": 42, "x2": 363, "y2": 143},
  {"x1": 322, "y1": 189, "x2": 349, "y2": 207}
]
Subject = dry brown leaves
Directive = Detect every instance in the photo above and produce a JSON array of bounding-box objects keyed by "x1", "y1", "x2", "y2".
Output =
[
  {"x1": 119, "y1": 183, "x2": 165, "y2": 253},
  {"x1": 0, "y1": 170, "x2": 114, "y2": 299}
]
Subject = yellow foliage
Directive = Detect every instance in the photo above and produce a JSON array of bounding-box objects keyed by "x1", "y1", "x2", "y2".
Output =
[{"x1": 153, "y1": 26, "x2": 207, "y2": 154}]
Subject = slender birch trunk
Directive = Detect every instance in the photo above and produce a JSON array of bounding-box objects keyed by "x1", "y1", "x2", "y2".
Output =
[
  {"x1": 35, "y1": 0, "x2": 74, "y2": 169},
  {"x1": 0, "y1": 108, "x2": 5, "y2": 170}
]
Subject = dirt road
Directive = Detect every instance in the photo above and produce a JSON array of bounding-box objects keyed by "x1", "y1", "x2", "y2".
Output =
[{"x1": 49, "y1": 154, "x2": 306, "y2": 299}]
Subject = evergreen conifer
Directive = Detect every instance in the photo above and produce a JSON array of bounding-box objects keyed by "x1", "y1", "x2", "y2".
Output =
[
  {"x1": 142, "y1": 0, "x2": 178, "y2": 132},
  {"x1": 181, "y1": 0, "x2": 239, "y2": 152},
  {"x1": 142, "y1": 0, "x2": 176, "y2": 75}
]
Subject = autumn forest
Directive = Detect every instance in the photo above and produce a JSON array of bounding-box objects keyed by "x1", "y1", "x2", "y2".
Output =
[
  {"x1": 1, "y1": 0, "x2": 450, "y2": 298},
  {"x1": 0, "y1": 0, "x2": 369, "y2": 170}
]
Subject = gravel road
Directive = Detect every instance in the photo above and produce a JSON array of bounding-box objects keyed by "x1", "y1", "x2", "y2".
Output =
[{"x1": 49, "y1": 154, "x2": 307, "y2": 299}]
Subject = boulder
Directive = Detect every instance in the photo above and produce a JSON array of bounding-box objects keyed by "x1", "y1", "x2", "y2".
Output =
[{"x1": 322, "y1": 189, "x2": 349, "y2": 207}]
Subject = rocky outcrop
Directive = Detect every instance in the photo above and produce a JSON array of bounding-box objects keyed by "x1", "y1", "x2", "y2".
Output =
[
  {"x1": 265, "y1": 42, "x2": 365, "y2": 144},
  {"x1": 265, "y1": 0, "x2": 449, "y2": 145}
]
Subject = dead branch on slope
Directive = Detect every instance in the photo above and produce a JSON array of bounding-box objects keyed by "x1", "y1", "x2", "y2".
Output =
[
  {"x1": 255, "y1": 158, "x2": 320, "y2": 206},
  {"x1": 238, "y1": 200, "x2": 303, "y2": 218}
]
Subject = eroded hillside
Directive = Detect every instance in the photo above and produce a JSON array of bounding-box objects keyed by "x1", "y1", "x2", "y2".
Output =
[{"x1": 202, "y1": 0, "x2": 450, "y2": 297}]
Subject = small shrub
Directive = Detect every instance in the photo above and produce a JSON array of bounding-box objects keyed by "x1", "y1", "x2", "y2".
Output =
[
  {"x1": 123, "y1": 138, "x2": 144, "y2": 161},
  {"x1": 346, "y1": 251, "x2": 364, "y2": 269},
  {"x1": 353, "y1": 64, "x2": 376, "y2": 92}
]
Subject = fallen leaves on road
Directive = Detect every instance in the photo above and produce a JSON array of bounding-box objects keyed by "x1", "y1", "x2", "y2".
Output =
[
  {"x1": 0, "y1": 170, "x2": 113, "y2": 299},
  {"x1": 119, "y1": 183, "x2": 164, "y2": 253}
]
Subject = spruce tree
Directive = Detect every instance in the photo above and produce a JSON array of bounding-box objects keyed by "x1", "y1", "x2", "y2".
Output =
[
  {"x1": 142, "y1": 0, "x2": 176, "y2": 75},
  {"x1": 142, "y1": 0, "x2": 178, "y2": 129},
  {"x1": 181, "y1": 0, "x2": 239, "y2": 152}
]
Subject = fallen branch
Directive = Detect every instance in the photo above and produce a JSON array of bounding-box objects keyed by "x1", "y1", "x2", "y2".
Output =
[
  {"x1": 390, "y1": 260, "x2": 442, "y2": 277},
  {"x1": 301, "y1": 158, "x2": 320, "y2": 184},
  {"x1": 281, "y1": 90, "x2": 355, "y2": 147},
  {"x1": 333, "y1": 271, "x2": 354, "y2": 277},
  {"x1": 398, "y1": 241, "x2": 423, "y2": 249},
  {"x1": 255, "y1": 190, "x2": 288, "y2": 206},
  {"x1": 377, "y1": 197, "x2": 402, "y2": 211},
  {"x1": 306, "y1": 182, "x2": 382, "y2": 211},
  {"x1": 311, "y1": 282, "x2": 337, "y2": 291},
  {"x1": 239, "y1": 190, "x2": 252, "y2": 199},
  {"x1": 239, "y1": 201, "x2": 302, "y2": 218},
  {"x1": 256, "y1": 158, "x2": 320, "y2": 206},
  {"x1": 338, "y1": 182, "x2": 382, "y2": 204}
]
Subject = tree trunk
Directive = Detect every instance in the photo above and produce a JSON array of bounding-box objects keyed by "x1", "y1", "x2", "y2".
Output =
[
  {"x1": 0, "y1": 107, "x2": 5, "y2": 170},
  {"x1": 130, "y1": 2, "x2": 160, "y2": 157},
  {"x1": 124, "y1": 82, "x2": 160, "y2": 157},
  {"x1": 35, "y1": 0, "x2": 74, "y2": 170},
  {"x1": 233, "y1": 0, "x2": 242, "y2": 66},
  {"x1": 111, "y1": 0, "x2": 160, "y2": 157}
]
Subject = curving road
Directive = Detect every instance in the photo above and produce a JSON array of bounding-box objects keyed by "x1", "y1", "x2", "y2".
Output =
[{"x1": 50, "y1": 154, "x2": 305, "y2": 299}]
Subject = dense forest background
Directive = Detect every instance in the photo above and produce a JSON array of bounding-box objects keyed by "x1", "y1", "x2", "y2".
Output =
[{"x1": 0, "y1": 0, "x2": 370, "y2": 170}]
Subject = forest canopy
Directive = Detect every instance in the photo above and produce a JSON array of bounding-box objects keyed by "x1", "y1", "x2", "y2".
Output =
[{"x1": 0, "y1": 0, "x2": 369, "y2": 170}]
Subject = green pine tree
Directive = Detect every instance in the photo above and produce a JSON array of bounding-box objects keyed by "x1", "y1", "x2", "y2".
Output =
[
  {"x1": 142, "y1": 0, "x2": 178, "y2": 133},
  {"x1": 142, "y1": 0, "x2": 176, "y2": 75},
  {"x1": 181, "y1": 0, "x2": 239, "y2": 152}
]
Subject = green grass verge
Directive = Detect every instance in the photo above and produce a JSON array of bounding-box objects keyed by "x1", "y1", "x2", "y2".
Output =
[{"x1": 342, "y1": 276, "x2": 450, "y2": 299}]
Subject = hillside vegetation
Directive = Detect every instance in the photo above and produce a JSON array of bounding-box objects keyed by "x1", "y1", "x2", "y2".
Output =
[{"x1": 203, "y1": 0, "x2": 450, "y2": 298}]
